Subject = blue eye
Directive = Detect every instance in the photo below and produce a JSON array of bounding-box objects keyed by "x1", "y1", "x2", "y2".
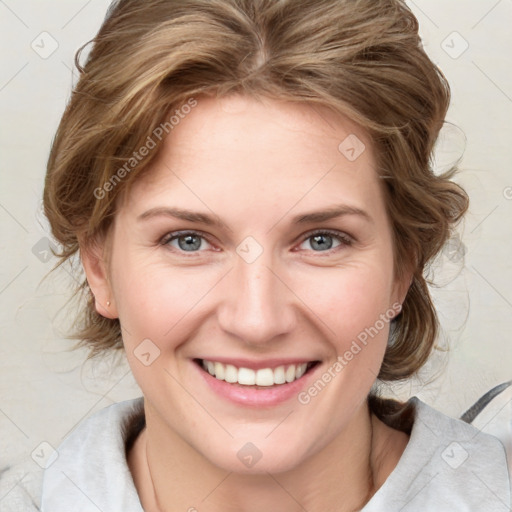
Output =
[
  {"x1": 160, "y1": 229, "x2": 352, "y2": 255},
  {"x1": 162, "y1": 231, "x2": 212, "y2": 252},
  {"x1": 300, "y1": 231, "x2": 352, "y2": 252}
]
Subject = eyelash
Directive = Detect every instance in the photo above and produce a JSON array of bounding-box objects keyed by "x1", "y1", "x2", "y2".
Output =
[
  {"x1": 159, "y1": 229, "x2": 354, "y2": 255},
  {"x1": 297, "y1": 229, "x2": 354, "y2": 252}
]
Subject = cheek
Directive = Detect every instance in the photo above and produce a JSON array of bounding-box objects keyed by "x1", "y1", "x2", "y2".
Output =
[
  {"x1": 296, "y1": 263, "x2": 394, "y2": 339},
  {"x1": 111, "y1": 259, "x2": 222, "y2": 394},
  {"x1": 110, "y1": 254, "x2": 219, "y2": 347}
]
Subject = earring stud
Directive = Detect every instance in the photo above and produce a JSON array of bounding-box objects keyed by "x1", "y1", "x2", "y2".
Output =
[{"x1": 106, "y1": 301, "x2": 111, "y2": 307}]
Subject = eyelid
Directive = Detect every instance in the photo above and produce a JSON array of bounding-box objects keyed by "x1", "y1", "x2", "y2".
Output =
[
  {"x1": 294, "y1": 228, "x2": 354, "y2": 252},
  {"x1": 160, "y1": 229, "x2": 216, "y2": 252},
  {"x1": 292, "y1": 228, "x2": 356, "y2": 258},
  {"x1": 159, "y1": 228, "x2": 354, "y2": 254}
]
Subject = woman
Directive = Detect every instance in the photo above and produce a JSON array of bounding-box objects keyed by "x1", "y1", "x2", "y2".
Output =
[{"x1": 40, "y1": 0, "x2": 510, "y2": 510}]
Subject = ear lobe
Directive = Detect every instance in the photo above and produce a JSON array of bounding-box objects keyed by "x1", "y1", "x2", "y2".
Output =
[{"x1": 80, "y1": 241, "x2": 118, "y2": 319}]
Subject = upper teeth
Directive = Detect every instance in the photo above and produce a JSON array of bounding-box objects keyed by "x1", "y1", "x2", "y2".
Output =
[{"x1": 201, "y1": 359, "x2": 309, "y2": 386}]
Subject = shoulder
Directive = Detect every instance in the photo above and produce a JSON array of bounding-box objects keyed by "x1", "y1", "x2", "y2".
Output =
[
  {"x1": 364, "y1": 395, "x2": 511, "y2": 511},
  {"x1": 40, "y1": 397, "x2": 145, "y2": 512}
]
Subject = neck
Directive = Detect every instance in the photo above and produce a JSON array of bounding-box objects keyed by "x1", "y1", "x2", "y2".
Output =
[{"x1": 128, "y1": 400, "x2": 408, "y2": 512}]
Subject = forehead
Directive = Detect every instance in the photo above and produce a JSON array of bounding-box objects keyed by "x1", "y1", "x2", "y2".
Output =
[
  {"x1": 121, "y1": 95, "x2": 383, "y2": 221},
  {"x1": 159, "y1": 94, "x2": 371, "y2": 167}
]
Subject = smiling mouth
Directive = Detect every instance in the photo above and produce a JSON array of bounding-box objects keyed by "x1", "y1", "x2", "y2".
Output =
[{"x1": 194, "y1": 358, "x2": 320, "y2": 387}]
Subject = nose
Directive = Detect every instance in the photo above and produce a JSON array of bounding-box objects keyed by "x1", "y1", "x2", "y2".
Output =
[{"x1": 217, "y1": 253, "x2": 297, "y2": 347}]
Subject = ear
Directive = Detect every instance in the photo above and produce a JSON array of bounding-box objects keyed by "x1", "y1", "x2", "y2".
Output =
[
  {"x1": 391, "y1": 267, "x2": 414, "y2": 318},
  {"x1": 80, "y1": 239, "x2": 118, "y2": 319}
]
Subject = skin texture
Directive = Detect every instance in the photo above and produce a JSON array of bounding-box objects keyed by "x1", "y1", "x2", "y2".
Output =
[{"x1": 82, "y1": 95, "x2": 411, "y2": 511}]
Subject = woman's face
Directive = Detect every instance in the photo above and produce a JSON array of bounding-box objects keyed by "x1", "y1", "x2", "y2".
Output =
[{"x1": 88, "y1": 95, "x2": 408, "y2": 473}]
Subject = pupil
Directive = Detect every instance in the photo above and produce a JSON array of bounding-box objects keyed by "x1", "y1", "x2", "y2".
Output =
[
  {"x1": 311, "y1": 234, "x2": 332, "y2": 251},
  {"x1": 178, "y1": 235, "x2": 201, "y2": 251}
]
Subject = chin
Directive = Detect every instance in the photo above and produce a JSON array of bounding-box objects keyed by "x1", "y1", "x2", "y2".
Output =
[{"x1": 203, "y1": 437, "x2": 311, "y2": 475}]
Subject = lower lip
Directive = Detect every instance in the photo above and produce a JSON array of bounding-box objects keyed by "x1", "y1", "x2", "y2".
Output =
[{"x1": 193, "y1": 360, "x2": 320, "y2": 407}]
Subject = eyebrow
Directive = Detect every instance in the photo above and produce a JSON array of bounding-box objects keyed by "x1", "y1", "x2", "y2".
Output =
[
  {"x1": 137, "y1": 204, "x2": 373, "y2": 227},
  {"x1": 137, "y1": 207, "x2": 228, "y2": 228},
  {"x1": 291, "y1": 205, "x2": 373, "y2": 225}
]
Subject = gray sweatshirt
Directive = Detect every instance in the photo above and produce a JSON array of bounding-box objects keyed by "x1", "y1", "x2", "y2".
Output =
[{"x1": 36, "y1": 396, "x2": 511, "y2": 511}]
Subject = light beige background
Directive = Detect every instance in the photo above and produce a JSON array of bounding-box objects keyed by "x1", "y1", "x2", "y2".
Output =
[{"x1": 1, "y1": 0, "x2": 511, "y2": 506}]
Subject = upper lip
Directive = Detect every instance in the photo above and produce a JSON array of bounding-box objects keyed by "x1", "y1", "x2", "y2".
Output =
[{"x1": 195, "y1": 357, "x2": 320, "y2": 370}]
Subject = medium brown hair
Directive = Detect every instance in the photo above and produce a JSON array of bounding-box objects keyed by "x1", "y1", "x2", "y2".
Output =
[{"x1": 44, "y1": 0, "x2": 469, "y2": 380}]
